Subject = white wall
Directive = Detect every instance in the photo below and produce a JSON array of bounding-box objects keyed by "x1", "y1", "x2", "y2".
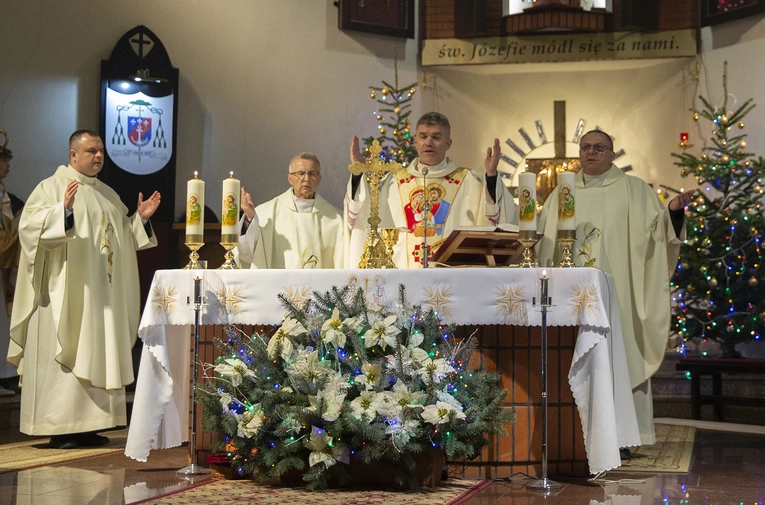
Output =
[
  {"x1": 2, "y1": 1, "x2": 764, "y2": 219},
  {"x1": 0, "y1": 0, "x2": 419, "y2": 217}
]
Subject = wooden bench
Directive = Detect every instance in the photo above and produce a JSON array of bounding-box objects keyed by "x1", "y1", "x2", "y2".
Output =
[{"x1": 675, "y1": 358, "x2": 765, "y2": 421}]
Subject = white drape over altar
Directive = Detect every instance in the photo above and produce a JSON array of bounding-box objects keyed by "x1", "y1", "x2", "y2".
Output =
[{"x1": 125, "y1": 268, "x2": 641, "y2": 474}]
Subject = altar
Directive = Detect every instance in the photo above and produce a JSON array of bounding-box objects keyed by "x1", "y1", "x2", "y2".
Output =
[{"x1": 125, "y1": 267, "x2": 640, "y2": 476}]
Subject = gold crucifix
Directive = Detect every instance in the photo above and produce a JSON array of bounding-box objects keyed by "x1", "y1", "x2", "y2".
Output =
[{"x1": 348, "y1": 140, "x2": 401, "y2": 269}]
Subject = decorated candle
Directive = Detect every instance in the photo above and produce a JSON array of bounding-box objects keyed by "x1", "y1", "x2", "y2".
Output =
[
  {"x1": 221, "y1": 172, "x2": 241, "y2": 236},
  {"x1": 518, "y1": 171, "x2": 537, "y2": 231},
  {"x1": 186, "y1": 172, "x2": 205, "y2": 239},
  {"x1": 540, "y1": 269, "x2": 549, "y2": 305},
  {"x1": 556, "y1": 171, "x2": 576, "y2": 231}
]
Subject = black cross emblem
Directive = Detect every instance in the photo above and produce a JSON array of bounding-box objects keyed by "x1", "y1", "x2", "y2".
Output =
[{"x1": 130, "y1": 31, "x2": 154, "y2": 59}]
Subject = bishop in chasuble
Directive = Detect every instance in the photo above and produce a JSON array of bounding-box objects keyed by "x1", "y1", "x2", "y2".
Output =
[
  {"x1": 7, "y1": 131, "x2": 160, "y2": 447},
  {"x1": 345, "y1": 112, "x2": 518, "y2": 268},
  {"x1": 237, "y1": 152, "x2": 343, "y2": 269},
  {"x1": 537, "y1": 130, "x2": 694, "y2": 447}
]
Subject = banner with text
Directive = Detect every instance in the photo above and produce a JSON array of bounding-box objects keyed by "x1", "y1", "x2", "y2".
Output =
[{"x1": 422, "y1": 29, "x2": 697, "y2": 66}]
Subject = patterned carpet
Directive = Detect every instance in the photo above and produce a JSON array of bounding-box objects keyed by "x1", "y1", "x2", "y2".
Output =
[
  {"x1": 0, "y1": 429, "x2": 127, "y2": 474},
  {"x1": 611, "y1": 424, "x2": 696, "y2": 474},
  {"x1": 132, "y1": 478, "x2": 491, "y2": 505}
]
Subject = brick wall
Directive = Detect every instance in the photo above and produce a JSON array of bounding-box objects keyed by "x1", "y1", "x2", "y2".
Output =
[{"x1": 659, "y1": 0, "x2": 698, "y2": 30}]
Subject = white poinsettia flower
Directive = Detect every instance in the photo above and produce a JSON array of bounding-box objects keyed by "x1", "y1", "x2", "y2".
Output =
[
  {"x1": 436, "y1": 390, "x2": 465, "y2": 414},
  {"x1": 342, "y1": 316, "x2": 365, "y2": 334},
  {"x1": 350, "y1": 390, "x2": 382, "y2": 421},
  {"x1": 286, "y1": 350, "x2": 332, "y2": 391},
  {"x1": 355, "y1": 363, "x2": 383, "y2": 391},
  {"x1": 219, "y1": 392, "x2": 234, "y2": 413},
  {"x1": 321, "y1": 308, "x2": 347, "y2": 348},
  {"x1": 416, "y1": 357, "x2": 456, "y2": 384},
  {"x1": 385, "y1": 416, "x2": 420, "y2": 446},
  {"x1": 406, "y1": 332, "x2": 430, "y2": 365},
  {"x1": 377, "y1": 380, "x2": 426, "y2": 417},
  {"x1": 266, "y1": 317, "x2": 307, "y2": 360},
  {"x1": 305, "y1": 426, "x2": 350, "y2": 469},
  {"x1": 307, "y1": 390, "x2": 347, "y2": 422},
  {"x1": 421, "y1": 401, "x2": 466, "y2": 425},
  {"x1": 214, "y1": 358, "x2": 256, "y2": 387},
  {"x1": 363, "y1": 315, "x2": 399, "y2": 349},
  {"x1": 236, "y1": 404, "x2": 263, "y2": 438}
]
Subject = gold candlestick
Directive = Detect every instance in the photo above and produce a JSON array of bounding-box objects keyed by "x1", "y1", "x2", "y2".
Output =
[
  {"x1": 349, "y1": 140, "x2": 400, "y2": 269},
  {"x1": 517, "y1": 229, "x2": 538, "y2": 268},
  {"x1": 184, "y1": 235, "x2": 204, "y2": 269},
  {"x1": 557, "y1": 229, "x2": 576, "y2": 268},
  {"x1": 218, "y1": 233, "x2": 239, "y2": 269}
]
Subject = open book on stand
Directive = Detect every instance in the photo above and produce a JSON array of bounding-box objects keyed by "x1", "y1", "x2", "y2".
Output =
[{"x1": 430, "y1": 223, "x2": 541, "y2": 267}]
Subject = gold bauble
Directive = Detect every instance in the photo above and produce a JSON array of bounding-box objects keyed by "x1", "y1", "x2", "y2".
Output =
[
  {"x1": 370, "y1": 91, "x2": 377, "y2": 99},
  {"x1": 394, "y1": 106, "x2": 401, "y2": 115},
  {"x1": 740, "y1": 140, "x2": 747, "y2": 148},
  {"x1": 701, "y1": 153, "x2": 708, "y2": 160},
  {"x1": 681, "y1": 261, "x2": 689, "y2": 270},
  {"x1": 709, "y1": 277, "x2": 718, "y2": 286},
  {"x1": 693, "y1": 112, "x2": 700, "y2": 121},
  {"x1": 379, "y1": 127, "x2": 386, "y2": 134},
  {"x1": 751, "y1": 226, "x2": 759, "y2": 235},
  {"x1": 744, "y1": 160, "x2": 751, "y2": 167},
  {"x1": 702, "y1": 238, "x2": 712, "y2": 247},
  {"x1": 721, "y1": 115, "x2": 729, "y2": 124},
  {"x1": 680, "y1": 168, "x2": 688, "y2": 177},
  {"x1": 722, "y1": 154, "x2": 730, "y2": 162},
  {"x1": 376, "y1": 114, "x2": 382, "y2": 120},
  {"x1": 731, "y1": 219, "x2": 738, "y2": 226},
  {"x1": 712, "y1": 130, "x2": 717, "y2": 136},
  {"x1": 721, "y1": 139, "x2": 727, "y2": 146},
  {"x1": 393, "y1": 129, "x2": 399, "y2": 136},
  {"x1": 749, "y1": 277, "x2": 759, "y2": 286},
  {"x1": 381, "y1": 87, "x2": 389, "y2": 95},
  {"x1": 700, "y1": 265, "x2": 708, "y2": 273},
  {"x1": 409, "y1": 87, "x2": 416, "y2": 95},
  {"x1": 738, "y1": 121, "x2": 745, "y2": 129},
  {"x1": 687, "y1": 284, "x2": 695, "y2": 291}
]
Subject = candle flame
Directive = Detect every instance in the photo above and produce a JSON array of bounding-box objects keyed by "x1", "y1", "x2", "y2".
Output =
[
  {"x1": 229, "y1": 171, "x2": 234, "y2": 178},
  {"x1": 542, "y1": 269, "x2": 547, "y2": 277},
  {"x1": 193, "y1": 171, "x2": 198, "y2": 178}
]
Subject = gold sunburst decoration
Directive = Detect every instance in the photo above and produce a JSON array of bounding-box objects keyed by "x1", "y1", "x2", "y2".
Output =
[
  {"x1": 216, "y1": 285, "x2": 244, "y2": 316},
  {"x1": 569, "y1": 284, "x2": 599, "y2": 318},
  {"x1": 495, "y1": 284, "x2": 527, "y2": 322},
  {"x1": 151, "y1": 286, "x2": 177, "y2": 315},
  {"x1": 423, "y1": 285, "x2": 453, "y2": 318},
  {"x1": 284, "y1": 285, "x2": 312, "y2": 308}
]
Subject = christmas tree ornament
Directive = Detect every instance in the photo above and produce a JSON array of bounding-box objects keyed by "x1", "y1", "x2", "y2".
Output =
[
  {"x1": 377, "y1": 114, "x2": 382, "y2": 120},
  {"x1": 681, "y1": 261, "x2": 689, "y2": 269},
  {"x1": 394, "y1": 106, "x2": 401, "y2": 115},
  {"x1": 721, "y1": 114, "x2": 729, "y2": 124},
  {"x1": 744, "y1": 160, "x2": 751, "y2": 167},
  {"x1": 381, "y1": 86, "x2": 389, "y2": 95},
  {"x1": 370, "y1": 91, "x2": 376, "y2": 99},
  {"x1": 712, "y1": 130, "x2": 717, "y2": 136},
  {"x1": 393, "y1": 129, "x2": 399, "y2": 136},
  {"x1": 410, "y1": 87, "x2": 416, "y2": 95},
  {"x1": 740, "y1": 140, "x2": 747, "y2": 148},
  {"x1": 693, "y1": 112, "x2": 700, "y2": 121},
  {"x1": 700, "y1": 265, "x2": 708, "y2": 273},
  {"x1": 722, "y1": 154, "x2": 730, "y2": 162},
  {"x1": 750, "y1": 277, "x2": 759, "y2": 286},
  {"x1": 380, "y1": 127, "x2": 386, "y2": 134},
  {"x1": 739, "y1": 121, "x2": 745, "y2": 129},
  {"x1": 709, "y1": 277, "x2": 718, "y2": 286}
]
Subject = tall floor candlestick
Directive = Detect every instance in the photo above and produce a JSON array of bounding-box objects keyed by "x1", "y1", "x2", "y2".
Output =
[
  {"x1": 527, "y1": 270, "x2": 561, "y2": 491},
  {"x1": 177, "y1": 276, "x2": 211, "y2": 477}
]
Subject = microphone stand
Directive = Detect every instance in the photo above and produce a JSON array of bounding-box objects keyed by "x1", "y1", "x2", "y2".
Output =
[{"x1": 421, "y1": 166, "x2": 430, "y2": 269}]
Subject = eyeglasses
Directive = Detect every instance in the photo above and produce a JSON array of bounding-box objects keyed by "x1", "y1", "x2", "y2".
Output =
[
  {"x1": 289, "y1": 171, "x2": 320, "y2": 179},
  {"x1": 579, "y1": 143, "x2": 612, "y2": 154}
]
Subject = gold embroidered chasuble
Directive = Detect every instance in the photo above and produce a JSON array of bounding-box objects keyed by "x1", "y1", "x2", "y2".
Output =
[
  {"x1": 238, "y1": 189, "x2": 344, "y2": 269},
  {"x1": 345, "y1": 157, "x2": 518, "y2": 268},
  {"x1": 8, "y1": 164, "x2": 157, "y2": 435}
]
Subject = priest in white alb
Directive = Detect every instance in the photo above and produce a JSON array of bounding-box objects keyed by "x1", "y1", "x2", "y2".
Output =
[
  {"x1": 7, "y1": 130, "x2": 161, "y2": 448},
  {"x1": 237, "y1": 152, "x2": 343, "y2": 269},
  {"x1": 537, "y1": 129, "x2": 694, "y2": 452},
  {"x1": 345, "y1": 112, "x2": 518, "y2": 268}
]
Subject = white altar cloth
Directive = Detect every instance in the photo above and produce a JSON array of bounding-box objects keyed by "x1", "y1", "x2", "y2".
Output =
[{"x1": 125, "y1": 268, "x2": 640, "y2": 474}]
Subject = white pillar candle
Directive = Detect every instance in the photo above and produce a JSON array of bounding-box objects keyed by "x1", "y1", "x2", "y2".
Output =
[
  {"x1": 221, "y1": 172, "x2": 241, "y2": 236},
  {"x1": 556, "y1": 171, "x2": 576, "y2": 231},
  {"x1": 186, "y1": 172, "x2": 205, "y2": 239},
  {"x1": 518, "y1": 171, "x2": 537, "y2": 231}
]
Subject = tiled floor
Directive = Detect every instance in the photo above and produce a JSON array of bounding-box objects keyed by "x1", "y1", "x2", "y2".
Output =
[{"x1": 0, "y1": 421, "x2": 763, "y2": 504}]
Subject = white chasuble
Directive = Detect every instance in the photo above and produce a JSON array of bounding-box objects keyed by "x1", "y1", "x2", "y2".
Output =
[
  {"x1": 238, "y1": 189, "x2": 343, "y2": 269},
  {"x1": 8, "y1": 165, "x2": 157, "y2": 435},
  {"x1": 537, "y1": 165, "x2": 683, "y2": 444},
  {"x1": 345, "y1": 158, "x2": 518, "y2": 268}
]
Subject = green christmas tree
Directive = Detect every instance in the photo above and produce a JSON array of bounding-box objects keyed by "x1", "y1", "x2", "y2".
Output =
[
  {"x1": 363, "y1": 51, "x2": 418, "y2": 167},
  {"x1": 671, "y1": 64, "x2": 765, "y2": 357}
]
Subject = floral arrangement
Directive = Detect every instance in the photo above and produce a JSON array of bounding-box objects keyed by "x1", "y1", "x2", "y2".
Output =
[{"x1": 199, "y1": 285, "x2": 513, "y2": 490}]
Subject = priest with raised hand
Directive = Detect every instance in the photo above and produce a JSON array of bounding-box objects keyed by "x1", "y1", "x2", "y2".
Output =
[
  {"x1": 237, "y1": 152, "x2": 344, "y2": 269},
  {"x1": 536, "y1": 129, "x2": 694, "y2": 454},
  {"x1": 7, "y1": 130, "x2": 160, "y2": 448},
  {"x1": 345, "y1": 111, "x2": 518, "y2": 268}
]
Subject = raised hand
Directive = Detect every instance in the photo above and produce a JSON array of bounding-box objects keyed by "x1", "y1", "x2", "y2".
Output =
[
  {"x1": 241, "y1": 186, "x2": 255, "y2": 221},
  {"x1": 484, "y1": 138, "x2": 501, "y2": 177},
  {"x1": 64, "y1": 180, "x2": 78, "y2": 211},
  {"x1": 669, "y1": 188, "x2": 695, "y2": 211},
  {"x1": 350, "y1": 135, "x2": 365, "y2": 164},
  {"x1": 137, "y1": 191, "x2": 161, "y2": 220}
]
